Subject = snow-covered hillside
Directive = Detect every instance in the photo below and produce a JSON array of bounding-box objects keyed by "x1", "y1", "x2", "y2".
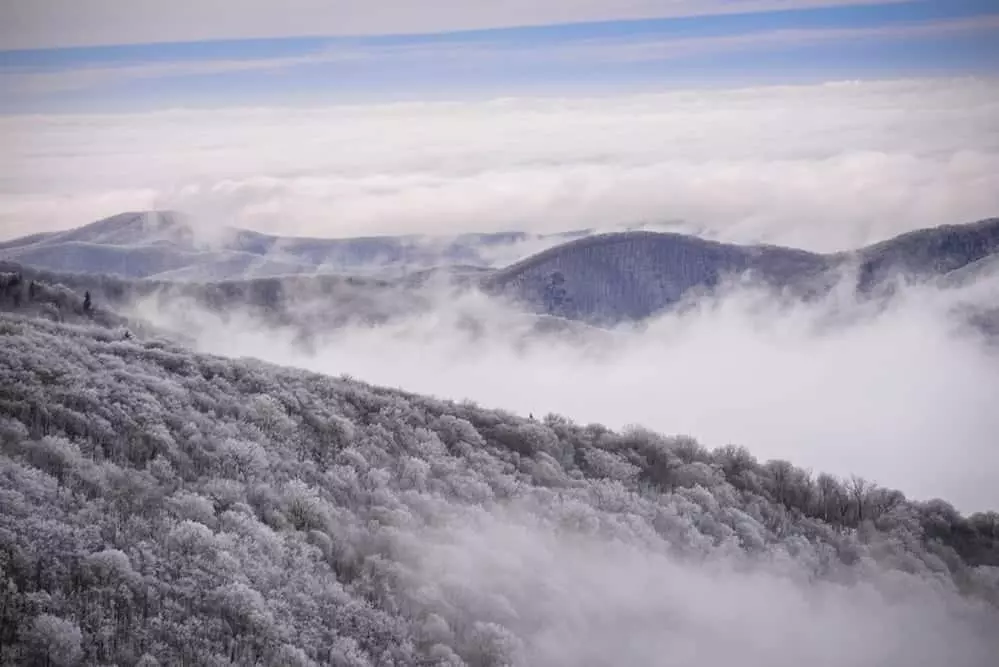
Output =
[{"x1": 1, "y1": 308, "x2": 998, "y2": 666}]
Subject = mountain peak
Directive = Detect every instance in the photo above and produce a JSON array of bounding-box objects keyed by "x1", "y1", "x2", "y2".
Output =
[{"x1": 46, "y1": 210, "x2": 194, "y2": 248}]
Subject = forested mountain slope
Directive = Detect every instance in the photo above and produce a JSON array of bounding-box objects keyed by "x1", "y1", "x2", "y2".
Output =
[
  {"x1": 488, "y1": 218, "x2": 999, "y2": 322},
  {"x1": 1, "y1": 311, "x2": 998, "y2": 666},
  {"x1": 6, "y1": 214, "x2": 999, "y2": 327},
  {"x1": 0, "y1": 261, "x2": 434, "y2": 334},
  {"x1": 852, "y1": 217, "x2": 999, "y2": 292},
  {"x1": 1, "y1": 271, "x2": 130, "y2": 332},
  {"x1": 485, "y1": 232, "x2": 832, "y2": 322},
  {"x1": 0, "y1": 211, "x2": 588, "y2": 280}
]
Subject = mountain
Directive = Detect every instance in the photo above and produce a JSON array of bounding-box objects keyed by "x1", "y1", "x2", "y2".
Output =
[
  {"x1": 489, "y1": 218, "x2": 999, "y2": 322},
  {"x1": 851, "y1": 217, "x2": 999, "y2": 292},
  {"x1": 5, "y1": 213, "x2": 998, "y2": 328},
  {"x1": 939, "y1": 252, "x2": 999, "y2": 289},
  {"x1": 485, "y1": 231, "x2": 833, "y2": 323},
  {"x1": 0, "y1": 262, "x2": 428, "y2": 339},
  {"x1": 0, "y1": 211, "x2": 594, "y2": 281},
  {"x1": 0, "y1": 264, "x2": 612, "y2": 354},
  {"x1": 1, "y1": 307, "x2": 998, "y2": 666}
]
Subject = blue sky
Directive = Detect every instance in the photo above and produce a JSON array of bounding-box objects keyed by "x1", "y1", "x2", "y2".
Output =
[{"x1": 1, "y1": 0, "x2": 997, "y2": 112}]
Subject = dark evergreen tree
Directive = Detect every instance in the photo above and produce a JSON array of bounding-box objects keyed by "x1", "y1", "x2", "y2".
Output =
[{"x1": 543, "y1": 271, "x2": 570, "y2": 316}]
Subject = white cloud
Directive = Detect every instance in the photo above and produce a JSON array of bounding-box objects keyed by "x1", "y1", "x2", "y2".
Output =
[
  {"x1": 0, "y1": 0, "x2": 912, "y2": 50},
  {"x1": 1, "y1": 52, "x2": 349, "y2": 95},
  {"x1": 391, "y1": 504, "x2": 999, "y2": 667},
  {"x1": 479, "y1": 15, "x2": 999, "y2": 65},
  {"x1": 2, "y1": 77, "x2": 997, "y2": 251}
]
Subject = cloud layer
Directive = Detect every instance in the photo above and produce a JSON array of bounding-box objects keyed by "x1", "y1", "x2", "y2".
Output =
[
  {"x1": 395, "y1": 503, "x2": 999, "y2": 667},
  {"x1": 3, "y1": 77, "x2": 998, "y2": 251}
]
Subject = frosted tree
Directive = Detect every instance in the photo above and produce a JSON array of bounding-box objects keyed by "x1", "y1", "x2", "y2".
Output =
[{"x1": 25, "y1": 615, "x2": 83, "y2": 667}]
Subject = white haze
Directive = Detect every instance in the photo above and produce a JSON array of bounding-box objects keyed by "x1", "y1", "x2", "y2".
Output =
[
  {"x1": 134, "y1": 273, "x2": 999, "y2": 514},
  {"x1": 3, "y1": 77, "x2": 999, "y2": 251},
  {"x1": 388, "y1": 503, "x2": 999, "y2": 667}
]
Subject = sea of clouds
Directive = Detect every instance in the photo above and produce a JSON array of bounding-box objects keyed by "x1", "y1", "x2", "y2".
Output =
[{"x1": 3, "y1": 76, "x2": 998, "y2": 251}]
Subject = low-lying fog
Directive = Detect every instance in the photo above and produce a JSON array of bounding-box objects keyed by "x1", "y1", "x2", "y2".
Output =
[{"x1": 134, "y1": 271, "x2": 999, "y2": 513}]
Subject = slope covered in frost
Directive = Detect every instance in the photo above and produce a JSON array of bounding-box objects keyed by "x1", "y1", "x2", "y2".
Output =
[{"x1": 0, "y1": 311, "x2": 998, "y2": 666}]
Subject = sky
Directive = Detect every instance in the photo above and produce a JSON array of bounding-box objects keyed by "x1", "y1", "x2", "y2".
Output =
[
  {"x1": 1, "y1": 1, "x2": 998, "y2": 112},
  {"x1": 0, "y1": 1, "x2": 997, "y2": 240}
]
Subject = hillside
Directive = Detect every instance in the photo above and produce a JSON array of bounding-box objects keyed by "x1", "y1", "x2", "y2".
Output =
[
  {"x1": 5, "y1": 214, "x2": 999, "y2": 328},
  {"x1": 488, "y1": 218, "x2": 999, "y2": 322},
  {"x1": 485, "y1": 231, "x2": 832, "y2": 322},
  {"x1": 851, "y1": 218, "x2": 999, "y2": 292},
  {"x1": 0, "y1": 268, "x2": 605, "y2": 353},
  {"x1": 0, "y1": 309, "x2": 998, "y2": 666},
  {"x1": 1, "y1": 271, "x2": 130, "y2": 332},
  {"x1": 0, "y1": 261, "x2": 434, "y2": 334},
  {"x1": 0, "y1": 212, "x2": 590, "y2": 281}
]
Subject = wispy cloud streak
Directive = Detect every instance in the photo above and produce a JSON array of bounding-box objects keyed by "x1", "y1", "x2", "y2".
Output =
[
  {"x1": 1, "y1": 0, "x2": 916, "y2": 51},
  {"x1": 4, "y1": 14, "x2": 997, "y2": 95}
]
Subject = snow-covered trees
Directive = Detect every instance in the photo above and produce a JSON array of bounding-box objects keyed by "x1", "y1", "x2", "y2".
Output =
[
  {"x1": 0, "y1": 310, "x2": 998, "y2": 665},
  {"x1": 24, "y1": 614, "x2": 83, "y2": 667}
]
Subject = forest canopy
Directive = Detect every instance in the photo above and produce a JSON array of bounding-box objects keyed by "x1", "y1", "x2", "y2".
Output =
[{"x1": 0, "y1": 300, "x2": 998, "y2": 665}]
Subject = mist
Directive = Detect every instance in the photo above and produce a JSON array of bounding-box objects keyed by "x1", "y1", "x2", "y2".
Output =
[
  {"x1": 384, "y1": 501, "x2": 999, "y2": 667},
  {"x1": 132, "y1": 269, "x2": 999, "y2": 513}
]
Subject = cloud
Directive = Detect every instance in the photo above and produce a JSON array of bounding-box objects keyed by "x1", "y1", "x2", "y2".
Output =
[
  {"x1": 555, "y1": 14, "x2": 999, "y2": 63},
  {"x1": 134, "y1": 271, "x2": 999, "y2": 514},
  {"x1": 388, "y1": 503, "x2": 999, "y2": 667},
  {"x1": 0, "y1": 0, "x2": 913, "y2": 51},
  {"x1": 2, "y1": 77, "x2": 997, "y2": 251},
  {"x1": 1, "y1": 52, "x2": 352, "y2": 95}
]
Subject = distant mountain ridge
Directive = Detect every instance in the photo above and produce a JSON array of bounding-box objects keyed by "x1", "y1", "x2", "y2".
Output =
[
  {"x1": 0, "y1": 211, "x2": 596, "y2": 281},
  {"x1": 488, "y1": 217, "x2": 999, "y2": 322},
  {"x1": 3, "y1": 212, "x2": 998, "y2": 326},
  {"x1": 486, "y1": 231, "x2": 834, "y2": 323}
]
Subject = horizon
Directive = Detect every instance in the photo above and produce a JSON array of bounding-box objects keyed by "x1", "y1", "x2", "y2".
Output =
[{"x1": 3, "y1": 205, "x2": 998, "y2": 253}]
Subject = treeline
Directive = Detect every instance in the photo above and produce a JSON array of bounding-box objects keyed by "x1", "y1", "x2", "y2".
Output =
[
  {"x1": 0, "y1": 310, "x2": 997, "y2": 665},
  {"x1": 0, "y1": 272, "x2": 129, "y2": 331},
  {"x1": 0, "y1": 261, "x2": 430, "y2": 332}
]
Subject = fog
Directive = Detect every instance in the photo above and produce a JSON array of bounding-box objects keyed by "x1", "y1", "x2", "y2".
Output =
[
  {"x1": 385, "y1": 502, "x2": 999, "y2": 667},
  {"x1": 133, "y1": 269, "x2": 999, "y2": 514},
  {"x1": 4, "y1": 77, "x2": 998, "y2": 251}
]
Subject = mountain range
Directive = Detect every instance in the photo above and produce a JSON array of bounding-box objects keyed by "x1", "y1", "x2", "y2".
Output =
[
  {"x1": 1, "y1": 212, "x2": 999, "y2": 665},
  {"x1": 0, "y1": 211, "x2": 597, "y2": 281},
  {"x1": 3, "y1": 212, "x2": 998, "y2": 329}
]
